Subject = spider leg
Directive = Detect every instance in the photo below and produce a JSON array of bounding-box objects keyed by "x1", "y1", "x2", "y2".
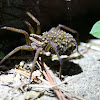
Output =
[
  {"x1": 50, "y1": 42, "x2": 63, "y2": 79},
  {"x1": 1, "y1": 27, "x2": 31, "y2": 46},
  {"x1": 26, "y1": 12, "x2": 41, "y2": 35},
  {"x1": 24, "y1": 21, "x2": 42, "y2": 41},
  {"x1": 56, "y1": 24, "x2": 79, "y2": 43},
  {"x1": 30, "y1": 33, "x2": 42, "y2": 40},
  {"x1": 56, "y1": 24, "x2": 78, "y2": 33},
  {"x1": 0, "y1": 45, "x2": 33, "y2": 65},
  {"x1": 56, "y1": 24, "x2": 82, "y2": 56},
  {"x1": 29, "y1": 37, "x2": 43, "y2": 45},
  {"x1": 29, "y1": 48, "x2": 42, "y2": 82},
  {"x1": 24, "y1": 21, "x2": 35, "y2": 34}
]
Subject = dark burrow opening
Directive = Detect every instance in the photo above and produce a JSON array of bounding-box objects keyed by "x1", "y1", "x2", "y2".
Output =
[{"x1": 43, "y1": 56, "x2": 83, "y2": 77}]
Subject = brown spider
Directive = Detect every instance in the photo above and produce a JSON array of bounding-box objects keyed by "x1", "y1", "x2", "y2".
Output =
[{"x1": 0, "y1": 12, "x2": 78, "y2": 80}]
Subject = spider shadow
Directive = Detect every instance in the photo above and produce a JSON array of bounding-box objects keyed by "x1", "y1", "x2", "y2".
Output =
[
  {"x1": 0, "y1": 59, "x2": 22, "y2": 72},
  {"x1": 0, "y1": 51, "x2": 33, "y2": 72},
  {"x1": 43, "y1": 56, "x2": 83, "y2": 76}
]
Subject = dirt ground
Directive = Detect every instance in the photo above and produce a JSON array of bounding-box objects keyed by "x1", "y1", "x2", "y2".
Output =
[{"x1": 0, "y1": 39, "x2": 100, "y2": 100}]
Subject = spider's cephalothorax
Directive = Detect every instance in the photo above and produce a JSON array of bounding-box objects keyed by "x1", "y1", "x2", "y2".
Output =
[
  {"x1": 0, "y1": 12, "x2": 79, "y2": 80},
  {"x1": 41, "y1": 28, "x2": 76, "y2": 55}
]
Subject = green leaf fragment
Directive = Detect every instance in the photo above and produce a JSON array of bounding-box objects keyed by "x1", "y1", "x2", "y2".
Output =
[
  {"x1": 90, "y1": 20, "x2": 100, "y2": 38},
  {"x1": 0, "y1": 51, "x2": 5, "y2": 57}
]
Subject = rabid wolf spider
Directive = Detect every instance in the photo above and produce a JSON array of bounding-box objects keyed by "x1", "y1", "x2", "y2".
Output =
[{"x1": 0, "y1": 12, "x2": 79, "y2": 80}]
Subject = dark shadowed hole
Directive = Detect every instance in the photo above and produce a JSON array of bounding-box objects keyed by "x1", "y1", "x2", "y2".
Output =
[
  {"x1": 0, "y1": 54, "x2": 82, "y2": 76},
  {"x1": 43, "y1": 56, "x2": 83, "y2": 76},
  {"x1": 0, "y1": 59, "x2": 22, "y2": 71},
  {"x1": 62, "y1": 60, "x2": 82, "y2": 76},
  {"x1": 0, "y1": 50, "x2": 33, "y2": 71}
]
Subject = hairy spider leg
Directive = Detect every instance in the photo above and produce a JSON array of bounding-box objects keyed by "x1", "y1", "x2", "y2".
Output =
[
  {"x1": 24, "y1": 21, "x2": 41, "y2": 57},
  {"x1": 1, "y1": 27, "x2": 31, "y2": 46},
  {"x1": 56, "y1": 24, "x2": 78, "y2": 34},
  {"x1": 30, "y1": 33, "x2": 42, "y2": 39},
  {"x1": 24, "y1": 21, "x2": 42, "y2": 42},
  {"x1": 56, "y1": 24, "x2": 82, "y2": 56},
  {"x1": 50, "y1": 42, "x2": 63, "y2": 79},
  {"x1": 24, "y1": 21, "x2": 35, "y2": 34},
  {"x1": 0, "y1": 45, "x2": 33, "y2": 64},
  {"x1": 29, "y1": 48, "x2": 42, "y2": 82},
  {"x1": 26, "y1": 12, "x2": 41, "y2": 35}
]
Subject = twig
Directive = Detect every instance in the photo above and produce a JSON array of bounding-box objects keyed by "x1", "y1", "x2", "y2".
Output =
[
  {"x1": 12, "y1": 58, "x2": 85, "y2": 100},
  {"x1": 13, "y1": 68, "x2": 41, "y2": 83},
  {"x1": 59, "y1": 87, "x2": 86, "y2": 100},
  {"x1": 38, "y1": 58, "x2": 85, "y2": 100},
  {"x1": 38, "y1": 58, "x2": 66, "y2": 100}
]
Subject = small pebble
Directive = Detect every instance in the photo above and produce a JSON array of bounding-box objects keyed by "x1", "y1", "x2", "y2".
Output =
[{"x1": 19, "y1": 61, "x2": 25, "y2": 67}]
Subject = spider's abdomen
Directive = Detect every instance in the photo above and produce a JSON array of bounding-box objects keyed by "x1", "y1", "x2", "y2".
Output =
[{"x1": 41, "y1": 28, "x2": 77, "y2": 55}]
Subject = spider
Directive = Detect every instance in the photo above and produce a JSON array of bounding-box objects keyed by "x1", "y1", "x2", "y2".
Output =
[{"x1": 0, "y1": 12, "x2": 79, "y2": 80}]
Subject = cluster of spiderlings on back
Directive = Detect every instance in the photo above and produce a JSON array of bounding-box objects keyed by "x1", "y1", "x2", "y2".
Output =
[{"x1": 41, "y1": 27, "x2": 77, "y2": 55}]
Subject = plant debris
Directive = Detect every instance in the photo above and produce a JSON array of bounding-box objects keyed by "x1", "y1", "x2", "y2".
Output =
[
  {"x1": 1, "y1": 39, "x2": 100, "y2": 100},
  {"x1": 0, "y1": 57, "x2": 85, "y2": 100}
]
